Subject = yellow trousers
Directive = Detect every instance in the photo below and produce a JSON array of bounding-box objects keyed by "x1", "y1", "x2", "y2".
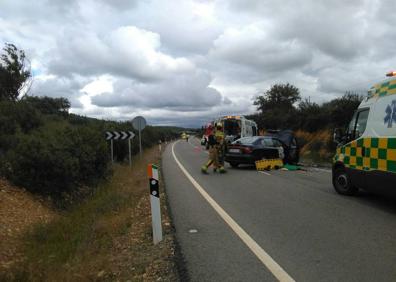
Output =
[{"x1": 207, "y1": 147, "x2": 219, "y2": 168}]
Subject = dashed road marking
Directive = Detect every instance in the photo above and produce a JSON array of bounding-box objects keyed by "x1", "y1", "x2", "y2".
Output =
[
  {"x1": 172, "y1": 141, "x2": 295, "y2": 282},
  {"x1": 313, "y1": 168, "x2": 331, "y2": 173},
  {"x1": 258, "y1": 171, "x2": 271, "y2": 176}
]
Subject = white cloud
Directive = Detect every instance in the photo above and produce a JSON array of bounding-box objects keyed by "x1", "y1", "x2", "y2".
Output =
[
  {"x1": 2, "y1": 0, "x2": 396, "y2": 127},
  {"x1": 30, "y1": 75, "x2": 87, "y2": 108},
  {"x1": 49, "y1": 26, "x2": 194, "y2": 81},
  {"x1": 210, "y1": 23, "x2": 312, "y2": 73},
  {"x1": 91, "y1": 70, "x2": 223, "y2": 111}
]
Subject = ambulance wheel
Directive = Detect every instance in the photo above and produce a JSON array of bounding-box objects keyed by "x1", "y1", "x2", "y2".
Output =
[
  {"x1": 229, "y1": 162, "x2": 239, "y2": 168},
  {"x1": 332, "y1": 167, "x2": 358, "y2": 196}
]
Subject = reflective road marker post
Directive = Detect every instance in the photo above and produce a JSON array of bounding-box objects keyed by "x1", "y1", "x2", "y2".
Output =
[{"x1": 148, "y1": 164, "x2": 163, "y2": 244}]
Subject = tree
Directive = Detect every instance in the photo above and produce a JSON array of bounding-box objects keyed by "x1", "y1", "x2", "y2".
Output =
[
  {"x1": 24, "y1": 96, "x2": 71, "y2": 115},
  {"x1": 323, "y1": 92, "x2": 363, "y2": 128},
  {"x1": 253, "y1": 83, "x2": 301, "y2": 129},
  {"x1": 254, "y1": 83, "x2": 301, "y2": 113},
  {"x1": 0, "y1": 43, "x2": 31, "y2": 101},
  {"x1": 297, "y1": 98, "x2": 329, "y2": 132}
]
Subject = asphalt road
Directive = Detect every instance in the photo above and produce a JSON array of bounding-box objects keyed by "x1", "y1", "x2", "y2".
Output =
[{"x1": 162, "y1": 138, "x2": 396, "y2": 282}]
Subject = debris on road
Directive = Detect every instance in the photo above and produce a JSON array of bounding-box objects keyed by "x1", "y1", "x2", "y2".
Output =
[
  {"x1": 255, "y1": 159, "x2": 283, "y2": 171},
  {"x1": 282, "y1": 164, "x2": 304, "y2": 171}
]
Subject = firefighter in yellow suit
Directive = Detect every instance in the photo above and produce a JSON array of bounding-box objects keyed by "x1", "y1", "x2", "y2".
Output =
[
  {"x1": 215, "y1": 123, "x2": 226, "y2": 173},
  {"x1": 201, "y1": 123, "x2": 226, "y2": 174}
]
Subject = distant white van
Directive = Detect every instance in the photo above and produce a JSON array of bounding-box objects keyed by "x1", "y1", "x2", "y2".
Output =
[
  {"x1": 333, "y1": 72, "x2": 396, "y2": 195},
  {"x1": 215, "y1": 115, "x2": 258, "y2": 143}
]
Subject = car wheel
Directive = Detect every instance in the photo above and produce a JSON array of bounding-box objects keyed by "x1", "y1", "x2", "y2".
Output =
[
  {"x1": 229, "y1": 162, "x2": 239, "y2": 168},
  {"x1": 332, "y1": 167, "x2": 358, "y2": 195}
]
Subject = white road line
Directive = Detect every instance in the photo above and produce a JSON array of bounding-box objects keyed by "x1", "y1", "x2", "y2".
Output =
[
  {"x1": 258, "y1": 171, "x2": 271, "y2": 176},
  {"x1": 171, "y1": 141, "x2": 295, "y2": 282},
  {"x1": 313, "y1": 168, "x2": 331, "y2": 173}
]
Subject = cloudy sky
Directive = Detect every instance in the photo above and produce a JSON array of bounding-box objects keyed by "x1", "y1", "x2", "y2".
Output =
[{"x1": 1, "y1": 0, "x2": 395, "y2": 127}]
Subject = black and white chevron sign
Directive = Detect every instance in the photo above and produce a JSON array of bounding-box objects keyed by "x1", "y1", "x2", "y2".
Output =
[{"x1": 105, "y1": 131, "x2": 135, "y2": 140}]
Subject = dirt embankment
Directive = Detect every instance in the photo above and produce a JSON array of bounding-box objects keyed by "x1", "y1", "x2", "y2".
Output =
[
  {"x1": 1, "y1": 146, "x2": 179, "y2": 281},
  {"x1": 0, "y1": 179, "x2": 56, "y2": 271}
]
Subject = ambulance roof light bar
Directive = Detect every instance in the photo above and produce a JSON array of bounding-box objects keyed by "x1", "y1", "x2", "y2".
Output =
[{"x1": 386, "y1": 71, "x2": 396, "y2": 77}]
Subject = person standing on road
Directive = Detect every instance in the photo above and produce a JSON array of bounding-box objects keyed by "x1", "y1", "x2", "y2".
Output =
[
  {"x1": 214, "y1": 123, "x2": 226, "y2": 173},
  {"x1": 201, "y1": 125, "x2": 219, "y2": 173}
]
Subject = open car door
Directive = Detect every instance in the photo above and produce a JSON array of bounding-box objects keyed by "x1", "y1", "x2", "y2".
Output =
[{"x1": 264, "y1": 130, "x2": 299, "y2": 164}]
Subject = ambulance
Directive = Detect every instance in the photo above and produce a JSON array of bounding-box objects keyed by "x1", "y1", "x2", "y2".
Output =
[
  {"x1": 215, "y1": 115, "x2": 258, "y2": 144},
  {"x1": 333, "y1": 72, "x2": 396, "y2": 196}
]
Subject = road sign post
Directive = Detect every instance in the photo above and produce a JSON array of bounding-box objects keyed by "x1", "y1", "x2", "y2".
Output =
[
  {"x1": 105, "y1": 131, "x2": 135, "y2": 165},
  {"x1": 132, "y1": 116, "x2": 146, "y2": 158},
  {"x1": 148, "y1": 164, "x2": 162, "y2": 245},
  {"x1": 128, "y1": 139, "x2": 132, "y2": 167},
  {"x1": 139, "y1": 128, "x2": 142, "y2": 158},
  {"x1": 111, "y1": 139, "x2": 114, "y2": 164}
]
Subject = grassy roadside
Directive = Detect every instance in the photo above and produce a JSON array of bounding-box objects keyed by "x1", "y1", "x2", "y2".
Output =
[{"x1": 1, "y1": 146, "x2": 178, "y2": 281}]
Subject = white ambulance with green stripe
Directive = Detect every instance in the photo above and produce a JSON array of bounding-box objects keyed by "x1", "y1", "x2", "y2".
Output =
[{"x1": 333, "y1": 72, "x2": 396, "y2": 195}]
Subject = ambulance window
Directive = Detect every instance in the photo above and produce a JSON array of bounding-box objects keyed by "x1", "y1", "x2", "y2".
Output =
[
  {"x1": 347, "y1": 112, "x2": 358, "y2": 138},
  {"x1": 354, "y1": 109, "x2": 369, "y2": 139}
]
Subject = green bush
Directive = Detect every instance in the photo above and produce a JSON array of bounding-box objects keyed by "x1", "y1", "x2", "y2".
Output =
[
  {"x1": 0, "y1": 96, "x2": 181, "y2": 204},
  {"x1": 5, "y1": 124, "x2": 110, "y2": 202}
]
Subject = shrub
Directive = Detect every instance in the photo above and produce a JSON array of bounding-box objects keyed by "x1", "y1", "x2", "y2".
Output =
[
  {"x1": 295, "y1": 130, "x2": 335, "y2": 162},
  {"x1": 0, "y1": 100, "x2": 42, "y2": 133},
  {"x1": 5, "y1": 124, "x2": 110, "y2": 202}
]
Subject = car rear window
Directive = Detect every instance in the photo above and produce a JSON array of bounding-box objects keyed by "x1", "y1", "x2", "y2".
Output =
[
  {"x1": 260, "y1": 138, "x2": 279, "y2": 147},
  {"x1": 233, "y1": 137, "x2": 260, "y2": 145}
]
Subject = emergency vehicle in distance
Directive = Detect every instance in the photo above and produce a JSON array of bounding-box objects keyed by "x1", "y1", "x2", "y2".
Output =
[
  {"x1": 201, "y1": 116, "x2": 258, "y2": 148},
  {"x1": 333, "y1": 71, "x2": 396, "y2": 196},
  {"x1": 216, "y1": 115, "x2": 258, "y2": 144},
  {"x1": 201, "y1": 122, "x2": 215, "y2": 148}
]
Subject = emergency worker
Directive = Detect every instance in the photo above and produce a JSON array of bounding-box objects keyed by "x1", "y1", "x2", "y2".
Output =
[
  {"x1": 201, "y1": 125, "x2": 219, "y2": 173},
  {"x1": 214, "y1": 123, "x2": 226, "y2": 173}
]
